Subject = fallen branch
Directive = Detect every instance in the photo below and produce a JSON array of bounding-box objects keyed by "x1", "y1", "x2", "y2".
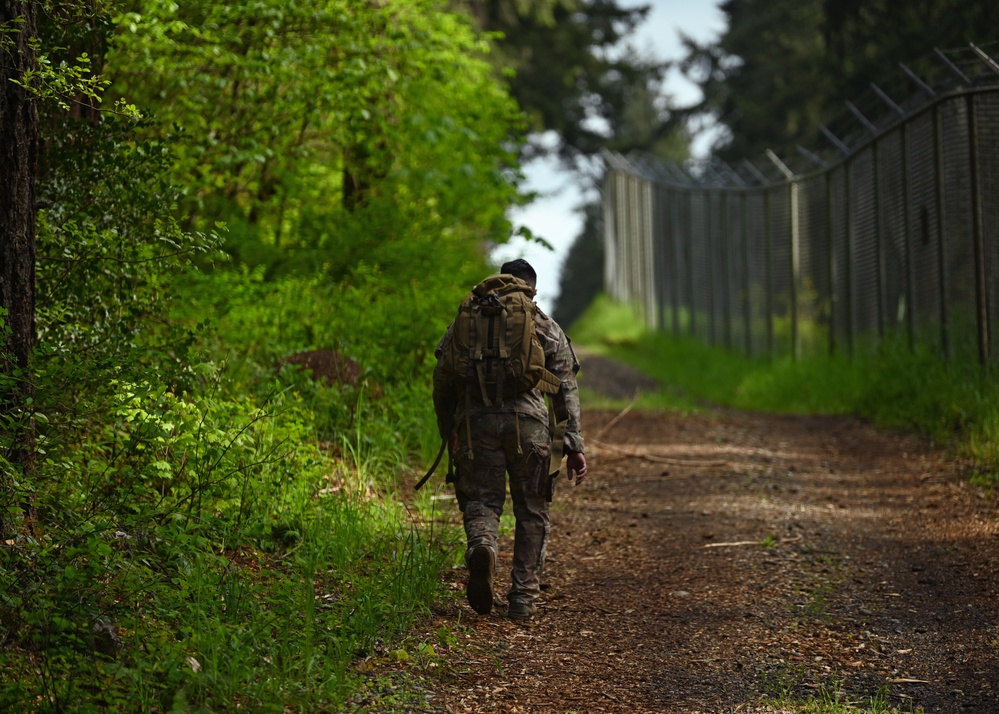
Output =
[
  {"x1": 703, "y1": 535, "x2": 802, "y2": 548},
  {"x1": 592, "y1": 440, "x2": 729, "y2": 468},
  {"x1": 591, "y1": 398, "x2": 638, "y2": 441},
  {"x1": 703, "y1": 540, "x2": 760, "y2": 548}
]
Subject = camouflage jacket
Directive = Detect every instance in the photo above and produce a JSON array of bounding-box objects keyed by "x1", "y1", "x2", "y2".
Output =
[{"x1": 432, "y1": 307, "x2": 585, "y2": 455}]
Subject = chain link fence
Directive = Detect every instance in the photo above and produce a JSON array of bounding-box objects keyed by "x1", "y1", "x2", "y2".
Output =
[{"x1": 603, "y1": 42, "x2": 999, "y2": 363}]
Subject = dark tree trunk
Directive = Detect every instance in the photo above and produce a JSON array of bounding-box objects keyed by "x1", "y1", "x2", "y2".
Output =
[{"x1": 0, "y1": 1, "x2": 39, "y2": 536}]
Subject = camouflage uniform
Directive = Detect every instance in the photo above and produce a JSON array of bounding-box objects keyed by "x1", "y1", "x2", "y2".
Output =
[{"x1": 433, "y1": 307, "x2": 585, "y2": 609}]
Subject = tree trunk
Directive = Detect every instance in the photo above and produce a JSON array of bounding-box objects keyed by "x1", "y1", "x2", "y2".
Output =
[{"x1": 0, "y1": 1, "x2": 39, "y2": 536}]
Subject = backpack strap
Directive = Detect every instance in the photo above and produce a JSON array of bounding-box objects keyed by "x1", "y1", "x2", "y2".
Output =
[
  {"x1": 494, "y1": 306, "x2": 507, "y2": 405},
  {"x1": 474, "y1": 359, "x2": 493, "y2": 405},
  {"x1": 535, "y1": 367, "x2": 561, "y2": 395},
  {"x1": 464, "y1": 388, "x2": 474, "y2": 461},
  {"x1": 472, "y1": 299, "x2": 501, "y2": 406}
]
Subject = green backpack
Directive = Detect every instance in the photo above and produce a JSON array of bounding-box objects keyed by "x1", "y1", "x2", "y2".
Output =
[
  {"x1": 440, "y1": 274, "x2": 560, "y2": 405},
  {"x1": 416, "y1": 274, "x2": 565, "y2": 491}
]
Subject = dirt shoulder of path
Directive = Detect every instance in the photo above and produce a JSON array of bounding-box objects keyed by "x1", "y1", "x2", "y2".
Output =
[{"x1": 403, "y1": 356, "x2": 999, "y2": 714}]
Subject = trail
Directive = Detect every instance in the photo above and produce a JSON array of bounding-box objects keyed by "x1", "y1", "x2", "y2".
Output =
[{"x1": 416, "y1": 358, "x2": 999, "y2": 714}]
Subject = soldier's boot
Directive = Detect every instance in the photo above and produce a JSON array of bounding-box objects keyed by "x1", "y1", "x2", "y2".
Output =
[
  {"x1": 466, "y1": 545, "x2": 495, "y2": 615},
  {"x1": 507, "y1": 598, "x2": 536, "y2": 621}
]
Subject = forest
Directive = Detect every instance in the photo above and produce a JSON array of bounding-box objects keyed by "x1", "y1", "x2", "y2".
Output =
[{"x1": 1, "y1": 0, "x2": 997, "y2": 710}]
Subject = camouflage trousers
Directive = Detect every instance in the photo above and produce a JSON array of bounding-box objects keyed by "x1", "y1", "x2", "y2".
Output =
[{"x1": 453, "y1": 412, "x2": 554, "y2": 605}]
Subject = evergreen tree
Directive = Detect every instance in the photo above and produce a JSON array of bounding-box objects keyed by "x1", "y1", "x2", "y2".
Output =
[
  {"x1": 679, "y1": 0, "x2": 826, "y2": 161},
  {"x1": 552, "y1": 202, "x2": 604, "y2": 330},
  {"x1": 681, "y1": 0, "x2": 999, "y2": 161},
  {"x1": 460, "y1": 0, "x2": 670, "y2": 167}
]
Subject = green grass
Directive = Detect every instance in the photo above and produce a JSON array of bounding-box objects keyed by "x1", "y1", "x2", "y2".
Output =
[
  {"x1": 759, "y1": 666, "x2": 920, "y2": 714},
  {"x1": 569, "y1": 294, "x2": 999, "y2": 482},
  {"x1": 0, "y1": 362, "x2": 462, "y2": 713}
]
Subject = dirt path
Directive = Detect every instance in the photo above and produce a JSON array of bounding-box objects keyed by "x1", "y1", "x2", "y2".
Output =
[{"x1": 417, "y1": 357, "x2": 999, "y2": 714}]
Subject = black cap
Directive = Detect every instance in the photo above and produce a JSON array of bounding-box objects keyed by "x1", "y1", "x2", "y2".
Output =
[{"x1": 500, "y1": 258, "x2": 537, "y2": 287}]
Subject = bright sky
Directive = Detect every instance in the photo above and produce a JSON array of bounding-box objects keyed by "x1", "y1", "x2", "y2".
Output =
[{"x1": 492, "y1": 0, "x2": 725, "y2": 314}]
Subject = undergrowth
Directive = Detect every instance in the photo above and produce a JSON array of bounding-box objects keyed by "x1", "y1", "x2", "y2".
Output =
[
  {"x1": 0, "y1": 257, "x2": 469, "y2": 711},
  {"x1": 0, "y1": 349, "x2": 459, "y2": 712}
]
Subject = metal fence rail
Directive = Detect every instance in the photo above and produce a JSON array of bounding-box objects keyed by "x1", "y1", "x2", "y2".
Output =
[{"x1": 603, "y1": 42, "x2": 999, "y2": 363}]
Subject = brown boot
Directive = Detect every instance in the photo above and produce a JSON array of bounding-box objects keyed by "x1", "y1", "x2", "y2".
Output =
[
  {"x1": 466, "y1": 546, "x2": 495, "y2": 615},
  {"x1": 507, "y1": 599, "x2": 536, "y2": 621}
]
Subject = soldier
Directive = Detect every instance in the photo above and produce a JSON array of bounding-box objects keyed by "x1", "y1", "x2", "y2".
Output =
[{"x1": 432, "y1": 259, "x2": 587, "y2": 621}]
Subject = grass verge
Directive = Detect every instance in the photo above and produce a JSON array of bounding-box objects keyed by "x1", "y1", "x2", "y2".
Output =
[{"x1": 569, "y1": 296, "x2": 999, "y2": 481}]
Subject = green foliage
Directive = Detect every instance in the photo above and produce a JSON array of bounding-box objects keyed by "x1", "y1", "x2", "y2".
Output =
[
  {"x1": 3, "y1": 0, "x2": 504, "y2": 708},
  {"x1": 2, "y1": 357, "x2": 454, "y2": 712},
  {"x1": 168, "y1": 253, "x2": 484, "y2": 390},
  {"x1": 8, "y1": 45, "x2": 107, "y2": 110},
  {"x1": 572, "y1": 296, "x2": 999, "y2": 477},
  {"x1": 101, "y1": 0, "x2": 526, "y2": 400},
  {"x1": 566, "y1": 293, "x2": 647, "y2": 350},
  {"x1": 36, "y1": 115, "x2": 222, "y2": 362},
  {"x1": 461, "y1": 0, "x2": 673, "y2": 165},
  {"x1": 105, "y1": 0, "x2": 524, "y2": 251},
  {"x1": 682, "y1": 0, "x2": 827, "y2": 161},
  {"x1": 760, "y1": 669, "x2": 914, "y2": 713},
  {"x1": 1, "y1": 2, "x2": 137, "y2": 123},
  {"x1": 4, "y1": 0, "x2": 694, "y2": 709},
  {"x1": 2, "y1": 5, "x2": 106, "y2": 112}
]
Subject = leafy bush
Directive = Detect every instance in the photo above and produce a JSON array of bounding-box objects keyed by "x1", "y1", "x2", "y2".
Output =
[
  {"x1": 2, "y1": 353, "x2": 454, "y2": 712},
  {"x1": 36, "y1": 115, "x2": 222, "y2": 364}
]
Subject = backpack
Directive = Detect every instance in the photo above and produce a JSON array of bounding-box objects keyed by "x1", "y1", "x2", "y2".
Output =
[
  {"x1": 439, "y1": 274, "x2": 561, "y2": 405},
  {"x1": 416, "y1": 274, "x2": 566, "y2": 491}
]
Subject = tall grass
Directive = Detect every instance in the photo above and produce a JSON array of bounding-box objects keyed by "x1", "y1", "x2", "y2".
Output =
[
  {"x1": 0, "y1": 351, "x2": 456, "y2": 712},
  {"x1": 569, "y1": 295, "x2": 999, "y2": 478}
]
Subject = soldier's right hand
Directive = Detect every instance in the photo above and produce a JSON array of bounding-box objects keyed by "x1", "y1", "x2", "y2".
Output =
[{"x1": 566, "y1": 451, "x2": 587, "y2": 485}]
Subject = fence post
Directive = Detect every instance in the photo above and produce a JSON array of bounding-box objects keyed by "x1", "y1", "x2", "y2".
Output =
[
  {"x1": 901, "y1": 122, "x2": 916, "y2": 347},
  {"x1": 845, "y1": 160, "x2": 855, "y2": 355},
  {"x1": 873, "y1": 142, "x2": 886, "y2": 339},
  {"x1": 705, "y1": 191, "x2": 716, "y2": 344},
  {"x1": 766, "y1": 150, "x2": 799, "y2": 359},
  {"x1": 669, "y1": 188, "x2": 683, "y2": 337},
  {"x1": 742, "y1": 191, "x2": 753, "y2": 356},
  {"x1": 642, "y1": 178, "x2": 654, "y2": 328},
  {"x1": 686, "y1": 189, "x2": 696, "y2": 338},
  {"x1": 764, "y1": 188, "x2": 775, "y2": 357},
  {"x1": 629, "y1": 174, "x2": 639, "y2": 309},
  {"x1": 656, "y1": 184, "x2": 667, "y2": 332},
  {"x1": 721, "y1": 191, "x2": 732, "y2": 349},
  {"x1": 967, "y1": 93, "x2": 990, "y2": 364},
  {"x1": 603, "y1": 171, "x2": 616, "y2": 300},
  {"x1": 933, "y1": 103, "x2": 951, "y2": 358},
  {"x1": 826, "y1": 170, "x2": 836, "y2": 355},
  {"x1": 790, "y1": 181, "x2": 801, "y2": 360}
]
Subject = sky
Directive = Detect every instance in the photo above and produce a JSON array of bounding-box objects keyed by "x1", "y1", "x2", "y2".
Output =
[{"x1": 491, "y1": 0, "x2": 726, "y2": 314}]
